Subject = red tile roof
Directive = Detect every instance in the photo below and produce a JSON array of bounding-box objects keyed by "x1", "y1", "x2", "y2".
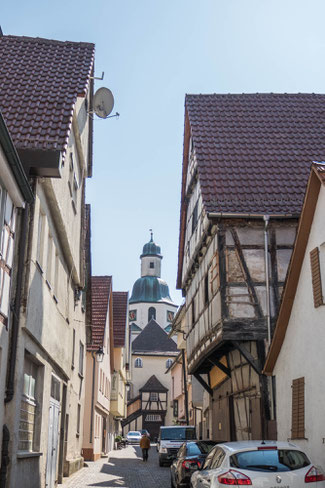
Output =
[
  {"x1": 0, "y1": 35, "x2": 94, "y2": 157},
  {"x1": 89, "y1": 276, "x2": 112, "y2": 351},
  {"x1": 112, "y1": 292, "x2": 128, "y2": 347},
  {"x1": 185, "y1": 93, "x2": 325, "y2": 215}
]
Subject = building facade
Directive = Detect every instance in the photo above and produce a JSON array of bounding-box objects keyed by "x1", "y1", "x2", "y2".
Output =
[
  {"x1": 264, "y1": 163, "x2": 325, "y2": 467},
  {"x1": 0, "y1": 35, "x2": 95, "y2": 487},
  {"x1": 177, "y1": 94, "x2": 325, "y2": 442}
]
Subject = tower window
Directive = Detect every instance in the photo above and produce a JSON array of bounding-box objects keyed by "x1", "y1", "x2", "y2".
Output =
[
  {"x1": 150, "y1": 262, "x2": 154, "y2": 269},
  {"x1": 134, "y1": 358, "x2": 143, "y2": 368},
  {"x1": 166, "y1": 359, "x2": 173, "y2": 369},
  {"x1": 148, "y1": 307, "x2": 156, "y2": 321}
]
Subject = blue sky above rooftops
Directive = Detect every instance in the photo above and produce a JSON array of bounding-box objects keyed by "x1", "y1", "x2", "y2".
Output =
[{"x1": 3, "y1": 0, "x2": 325, "y2": 304}]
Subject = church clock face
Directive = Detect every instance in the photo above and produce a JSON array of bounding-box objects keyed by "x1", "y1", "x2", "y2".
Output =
[
  {"x1": 129, "y1": 309, "x2": 137, "y2": 321},
  {"x1": 167, "y1": 310, "x2": 175, "y2": 322}
]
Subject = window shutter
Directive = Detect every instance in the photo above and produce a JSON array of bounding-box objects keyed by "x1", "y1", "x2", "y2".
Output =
[
  {"x1": 310, "y1": 247, "x2": 323, "y2": 308},
  {"x1": 291, "y1": 377, "x2": 305, "y2": 439}
]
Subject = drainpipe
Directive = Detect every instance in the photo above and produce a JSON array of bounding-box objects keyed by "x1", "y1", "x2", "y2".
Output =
[
  {"x1": 263, "y1": 215, "x2": 271, "y2": 347},
  {"x1": 5, "y1": 204, "x2": 29, "y2": 403},
  {"x1": 181, "y1": 349, "x2": 189, "y2": 425},
  {"x1": 90, "y1": 352, "x2": 96, "y2": 443},
  {"x1": 263, "y1": 215, "x2": 275, "y2": 421}
]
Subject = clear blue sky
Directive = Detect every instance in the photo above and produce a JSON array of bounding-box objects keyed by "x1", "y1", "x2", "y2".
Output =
[{"x1": 3, "y1": 0, "x2": 325, "y2": 304}]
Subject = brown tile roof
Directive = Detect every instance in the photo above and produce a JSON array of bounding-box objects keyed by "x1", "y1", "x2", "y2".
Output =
[
  {"x1": 112, "y1": 291, "x2": 128, "y2": 347},
  {"x1": 0, "y1": 35, "x2": 94, "y2": 157},
  {"x1": 185, "y1": 93, "x2": 325, "y2": 215},
  {"x1": 89, "y1": 276, "x2": 112, "y2": 351}
]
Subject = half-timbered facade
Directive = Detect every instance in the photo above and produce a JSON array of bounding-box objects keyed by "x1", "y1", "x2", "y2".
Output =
[{"x1": 177, "y1": 93, "x2": 325, "y2": 441}]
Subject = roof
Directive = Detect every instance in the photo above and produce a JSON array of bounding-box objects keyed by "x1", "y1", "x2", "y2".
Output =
[
  {"x1": 264, "y1": 162, "x2": 325, "y2": 374},
  {"x1": 112, "y1": 291, "x2": 128, "y2": 347},
  {"x1": 132, "y1": 319, "x2": 178, "y2": 353},
  {"x1": 0, "y1": 111, "x2": 34, "y2": 204},
  {"x1": 129, "y1": 276, "x2": 175, "y2": 304},
  {"x1": 177, "y1": 93, "x2": 325, "y2": 288},
  {"x1": 139, "y1": 375, "x2": 168, "y2": 393},
  {"x1": 140, "y1": 234, "x2": 162, "y2": 258},
  {"x1": 89, "y1": 276, "x2": 112, "y2": 351},
  {"x1": 0, "y1": 35, "x2": 94, "y2": 163}
]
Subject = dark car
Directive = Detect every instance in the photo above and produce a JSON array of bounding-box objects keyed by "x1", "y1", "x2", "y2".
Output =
[{"x1": 170, "y1": 440, "x2": 216, "y2": 488}]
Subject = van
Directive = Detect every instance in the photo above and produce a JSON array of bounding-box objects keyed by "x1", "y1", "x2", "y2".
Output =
[{"x1": 157, "y1": 425, "x2": 197, "y2": 466}]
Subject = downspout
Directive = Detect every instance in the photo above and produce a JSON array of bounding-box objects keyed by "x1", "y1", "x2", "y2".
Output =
[
  {"x1": 5, "y1": 204, "x2": 29, "y2": 403},
  {"x1": 181, "y1": 349, "x2": 189, "y2": 425},
  {"x1": 263, "y1": 215, "x2": 275, "y2": 421},
  {"x1": 89, "y1": 352, "x2": 96, "y2": 443}
]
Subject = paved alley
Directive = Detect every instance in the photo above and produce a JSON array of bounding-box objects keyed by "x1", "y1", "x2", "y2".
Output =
[{"x1": 62, "y1": 445, "x2": 171, "y2": 488}]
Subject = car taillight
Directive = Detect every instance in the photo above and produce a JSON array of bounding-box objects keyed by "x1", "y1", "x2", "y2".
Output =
[
  {"x1": 182, "y1": 459, "x2": 201, "y2": 470},
  {"x1": 305, "y1": 466, "x2": 325, "y2": 483},
  {"x1": 218, "y1": 470, "x2": 252, "y2": 485}
]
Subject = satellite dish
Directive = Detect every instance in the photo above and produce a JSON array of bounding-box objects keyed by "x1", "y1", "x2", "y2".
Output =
[{"x1": 93, "y1": 87, "x2": 114, "y2": 119}]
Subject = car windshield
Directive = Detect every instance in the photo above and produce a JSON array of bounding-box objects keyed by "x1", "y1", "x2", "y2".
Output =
[
  {"x1": 230, "y1": 449, "x2": 310, "y2": 472},
  {"x1": 187, "y1": 442, "x2": 216, "y2": 456},
  {"x1": 128, "y1": 432, "x2": 140, "y2": 436},
  {"x1": 160, "y1": 428, "x2": 196, "y2": 441}
]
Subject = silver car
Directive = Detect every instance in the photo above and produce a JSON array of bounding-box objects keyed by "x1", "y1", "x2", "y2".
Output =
[
  {"x1": 126, "y1": 430, "x2": 142, "y2": 444},
  {"x1": 190, "y1": 440, "x2": 325, "y2": 487}
]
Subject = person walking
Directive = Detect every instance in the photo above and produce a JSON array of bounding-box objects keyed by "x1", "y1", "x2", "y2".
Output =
[{"x1": 140, "y1": 433, "x2": 150, "y2": 462}]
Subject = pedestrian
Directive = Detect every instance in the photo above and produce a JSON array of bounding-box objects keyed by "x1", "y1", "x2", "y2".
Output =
[{"x1": 139, "y1": 433, "x2": 150, "y2": 462}]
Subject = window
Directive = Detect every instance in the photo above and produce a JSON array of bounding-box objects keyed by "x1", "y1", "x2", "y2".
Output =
[
  {"x1": 72, "y1": 329, "x2": 75, "y2": 369},
  {"x1": 50, "y1": 375, "x2": 60, "y2": 401},
  {"x1": 53, "y1": 251, "x2": 59, "y2": 300},
  {"x1": 19, "y1": 357, "x2": 39, "y2": 452},
  {"x1": 173, "y1": 400, "x2": 178, "y2": 417},
  {"x1": 150, "y1": 262, "x2": 154, "y2": 269},
  {"x1": 166, "y1": 359, "x2": 173, "y2": 369},
  {"x1": 191, "y1": 299, "x2": 196, "y2": 326},
  {"x1": 134, "y1": 358, "x2": 143, "y2": 368},
  {"x1": 150, "y1": 392, "x2": 158, "y2": 402},
  {"x1": 310, "y1": 247, "x2": 323, "y2": 307},
  {"x1": 36, "y1": 212, "x2": 45, "y2": 269},
  {"x1": 167, "y1": 310, "x2": 175, "y2": 322},
  {"x1": 204, "y1": 273, "x2": 209, "y2": 305},
  {"x1": 68, "y1": 153, "x2": 79, "y2": 214},
  {"x1": 46, "y1": 234, "x2": 53, "y2": 285},
  {"x1": 192, "y1": 201, "x2": 198, "y2": 233},
  {"x1": 79, "y1": 342, "x2": 84, "y2": 376},
  {"x1": 148, "y1": 307, "x2": 156, "y2": 321},
  {"x1": 291, "y1": 377, "x2": 305, "y2": 439}
]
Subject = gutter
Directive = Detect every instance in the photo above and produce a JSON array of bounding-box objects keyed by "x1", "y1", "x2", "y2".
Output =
[
  {"x1": 89, "y1": 352, "x2": 96, "y2": 443},
  {"x1": 208, "y1": 212, "x2": 299, "y2": 220}
]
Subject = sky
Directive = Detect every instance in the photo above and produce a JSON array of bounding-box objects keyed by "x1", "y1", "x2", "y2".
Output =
[{"x1": 3, "y1": 0, "x2": 325, "y2": 305}]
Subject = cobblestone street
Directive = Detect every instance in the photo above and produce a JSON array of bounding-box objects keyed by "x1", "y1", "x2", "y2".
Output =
[{"x1": 62, "y1": 445, "x2": 171, "y2": 488}]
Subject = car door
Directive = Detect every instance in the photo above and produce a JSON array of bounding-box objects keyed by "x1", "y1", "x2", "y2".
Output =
[
  {"x1": 196, "y1": 448, "x2": 226, "y2": 488},
  {"x1": 193, "y1": 447, "x2": 218, "y2": 488},
  {"x1": 175, "y1": 443, "x2": 186, "y2": 484}
]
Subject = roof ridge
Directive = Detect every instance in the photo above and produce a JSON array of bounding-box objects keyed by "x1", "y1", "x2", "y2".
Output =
[{"x1": 4, "y1": 34, "x2": 95, "y2": 47}]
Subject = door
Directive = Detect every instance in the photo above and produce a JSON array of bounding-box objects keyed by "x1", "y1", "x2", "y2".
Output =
[{"x1": 46, "y1": 375, "x2": 61, "y2": 488}]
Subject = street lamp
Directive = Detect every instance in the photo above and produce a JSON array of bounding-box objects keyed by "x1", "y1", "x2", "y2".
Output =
[{"x1": 96, "y1": 347, "x2": 104, "y2": 363}]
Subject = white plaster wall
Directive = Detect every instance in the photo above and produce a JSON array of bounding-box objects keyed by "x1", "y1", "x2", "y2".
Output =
[
  {"x1": 274, "y1": 185, "x2": 325, "y2": 468},
  {"x1": 129, "y1": 301, "x2": 178, "y2": 332}
]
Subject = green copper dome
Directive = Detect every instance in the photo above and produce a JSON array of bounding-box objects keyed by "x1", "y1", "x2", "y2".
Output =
[
  {"x1": 140, "y1": 233, "x2": 162, "y2": 258},
  {"x1": 129, "y1": 276, "x2": 173, "y2": 304}
]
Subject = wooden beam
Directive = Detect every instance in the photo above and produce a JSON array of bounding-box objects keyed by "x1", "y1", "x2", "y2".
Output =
[
  {"x1": 194, "y1": 373, "x2": 213, "y2": 396},
  {"x1": 231, "y1": 341, "x2": 261, "y2": 375},
  {"x1": 208, "y1": 357, "x2": 231, "y2": 377}
]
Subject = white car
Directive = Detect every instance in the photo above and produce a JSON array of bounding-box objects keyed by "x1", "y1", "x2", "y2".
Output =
[
  {"x1": 126, "y1": 431, "x2": 142, "y2": 444},
  {"x1": 190, "y1": 440, "x2": 325, "y2": 487}
]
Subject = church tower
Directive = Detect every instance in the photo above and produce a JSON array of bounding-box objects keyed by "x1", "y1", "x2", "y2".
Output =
[{"x1": 129, "y1": 232, "x2": 178, "y2": 339}]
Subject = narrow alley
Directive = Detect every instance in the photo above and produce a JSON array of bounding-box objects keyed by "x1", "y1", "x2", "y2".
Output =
[{"x1": 62, "y1": 445, "x2": 171, "y2": 488}]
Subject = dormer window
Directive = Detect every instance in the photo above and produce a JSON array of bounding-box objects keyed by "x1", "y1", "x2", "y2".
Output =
[{"x1": 150, "y1": 262, "x2": 154, "y2": 269}]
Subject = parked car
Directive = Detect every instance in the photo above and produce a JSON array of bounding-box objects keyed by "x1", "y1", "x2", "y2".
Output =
[
  {"x1": 126, "y1": 431, "x2": 142, "y2": 444},
  {"x1": 190, "y1": 440, "x2": 325, "y2": 488},
  {"x1": 171, "y1": 440, "x2": 217, "y2": 488},
  {"x1": 157, "y1": 425, "x2": 197, "y2": 466},
  {"x1": 141, "y1": 429, "x2": 150, "y2": 438}
]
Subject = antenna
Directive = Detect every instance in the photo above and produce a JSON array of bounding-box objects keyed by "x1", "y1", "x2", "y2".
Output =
[{"x1": 93, "y1": 87, "x2": 114, "y2": 119}]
